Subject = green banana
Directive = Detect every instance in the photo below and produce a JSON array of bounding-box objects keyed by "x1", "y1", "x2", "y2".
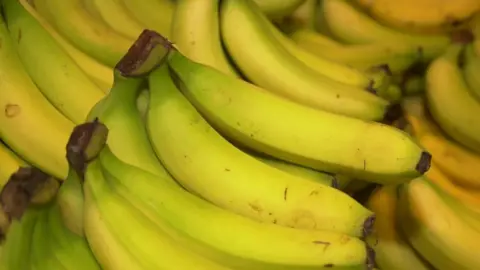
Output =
[
  {"x1": 171, "y1": 0, "x2": 238, "y2": 76},
  {"x1": 220, "y1": 0, "x2": 389, "y2": 120},
  {"x1": 0, "y1": 208, "x2": 39, "y2": 270},
  {"x1": 462, "y1": 42, "x2": 480, "y2": 100},
  {"x1": 0, "y1": 142, "x2": 26, "y2": 187},
  {"x1": 166, "y1": 46, "x2": 431, "y2": 183},
  {"x1": 252, "y1": 0, "x2": 305, "y2": 19},
  {"x1": 96, "y1": 139, "x2": 371, "y2": 269},
  {"x1": 148, "y1": 63, "x2": 374, "y2": 236},
  {"x1": 426, "y1": 44, "x2": 480, "y2": 153},
  {"x1": 321, "y1": 0, "x2": 450, "y2": 60},
  {"x1": 34, "y1": 0, "x2": 133, "y2": 67},
  {"x1": 289, "y1": 28, "x2": 421, "y2": 73},
  {"x1": 56, "y1": 167, "x2": 85, "y2": 236},
  {"x1": 0, "y1": 16, "x2": 73, "y2": 179},
  {"x1": 398, "y1": 177, "x2": 480, "y2": 270},
  {"x1": 120, "y1": 0, "x2": 174, "y2": 38},
  {"x1": 84, "y1": 0, "x2": 145, "y2": 40},
  {"x1": 3, "y1": 0, "x2": 105, "y2": 124}
]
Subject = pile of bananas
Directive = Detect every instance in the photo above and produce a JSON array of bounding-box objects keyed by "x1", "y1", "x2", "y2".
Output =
[{"x1": 0, "y1": 0, "x2": 480, "y2": 269}]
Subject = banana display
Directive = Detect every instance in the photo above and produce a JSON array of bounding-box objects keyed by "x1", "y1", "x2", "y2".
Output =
[{"x1": 1, "y1": 0, "x2": 480, "y2": 269}]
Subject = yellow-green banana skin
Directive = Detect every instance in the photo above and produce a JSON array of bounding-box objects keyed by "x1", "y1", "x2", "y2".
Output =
[
  {"x1": 121, "y1": 0, "x2": 174, "y2": 38},
  {"x1": 168, "y1": 51, "x2": 430, "y2": 183},
  {"x1": 3, "y1": 0, "x2": 105, "y2": 124},
  {"x1": 0, "y1": 16, "x2": 73, "y2": 179},
  {"x1": 426, "y1": 44, "x2": 480, "y2": 153},
  {"x1": 149, "y1": 64, "x2": 374, "y2": 236},
  {"x1": 253, "y1": 0, "x2": 305, "y2": 19},
  {"x1": 463, "y1": 43, "x2": 480, "y2": 100},
  {"x1": 0, "y1": 142, "x2": 26, "y2": 187},
  {"x1": 220, "y1": 0, "x2": 389, "y2": 121}
]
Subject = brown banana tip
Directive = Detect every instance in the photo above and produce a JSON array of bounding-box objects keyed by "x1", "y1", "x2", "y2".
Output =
[
  {"x1": 382, "y1": 103, "x2": 403, "y2": 124},
  {"x1": 366, "y1": 245, "x2": 376, "y2": 270},
  {"x1": 331, "y1": 176, "x2": 339, "y2": 189},
  {"x1": 65, "y1": 119, "x2": 109, "y2": 179},
  {"x1": 365, "y1": 82, "x2": 377, "y2": 94},
  {"x1": 450, "y1": 29, "x2": 475, "y2": 44},
  {"x1": 115, "y1": 29, "x2": 175, "y2": 77},
  {"x1": 415, "y1": 151, "x2": 432, "y2": 174},
  {"x1": 363, "y1": 215, "x2": 376, "y2": 238},
  {"x1": 372, "y1": 64, "x2": 392, "y2": 76}
]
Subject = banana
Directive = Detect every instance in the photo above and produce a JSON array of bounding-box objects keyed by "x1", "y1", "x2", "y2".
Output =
[
  {"x1": 166, "y1": 45, "x2": 431, "y2": 183},
  {"x1": 0, "y1": 142, "x2": 26, "y2": 188},
  {"x1": 3, "y1": 0, "x2": 105, "y2": 124},
  {"x1": 462, "y1": 43, "x2": 480, "y2": 100},
  {"x1": 0, "y1": 208, "x2": 39, "y2": 270},
  {"x1": 220, "y1": 0, "x2": 389, "y2": 120},
  {"x1": 322, "y1": 0, "x2": 451, "y2": 59},
  {"x1": 84, "y1": 0, "x2": 144, "y2": 40},
  {"x1": 283, "y1": 0, "x2": 317, "y2": 29},
  {"x1": 171, "y1": 0, "x2": 238, "y2": 76},
  {"x1": 403, "y1": 96, "x2": 480, "y2": 189},
  {"x1": 355, "y1": 0, "x2": 480, "y2": 34},
  {"x1": 263, "y1": 9, "x2": 392, "y2": 90},
  {"x1": 365, "y1": 185, "x2": 433, "y2": 270},
  {"x1": 398, "y1": 176, "x2": 480, "y2": 270},
  {"x1": 56, "y1": 167, "x2": 85, "y2": 236},
  {"x1": 401, "y1": 75, "x2": 425, "y2": 96},
  {"x1": 426, "y1": 44, "x2": 480, "y2": 153},
  {"x1": 120, "y1": 0, "x2": 174, "y2": 38},
  {"x1": 289, "y1": 28, "x2": 421, "y2": 73},
  {"x1": 148, "y1": 63, "x2": 375, "y2": 236},
  {"x1": 95, "y1": 136, "x2": 371, "y2": 269},
  {"x1": 0, "y1": 16, "x2": 73, "y2": 179},
  {"x1": 34, "y1": 0, "x2": 133, "y2": 67},
  {"x1": 253, "y1": 0, "x2": 305, "y2": 19},
  {"x1": 136, "y1": 88, "x2": 149, "y2": 121}
]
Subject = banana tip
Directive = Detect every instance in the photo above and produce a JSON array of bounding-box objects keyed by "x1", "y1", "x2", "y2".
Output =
[
  {"x1": 415, "y1": 151, "x2": 432, "y2": 174},
  {"x1": 363, "y1": 214, "x2": 376, "y2": 238}
]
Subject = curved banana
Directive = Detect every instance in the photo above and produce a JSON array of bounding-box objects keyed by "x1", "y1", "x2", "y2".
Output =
[
  {"x1": 322, "y1": 0, "x2": 451, "y2": 60},
  {"x1": 34, "y1": 0, "x2": 134, "y2": 67},
  {"x1": 355, "y1": 0, "x2": 480, "y2": 34},
  {"x1": 289, "y1": 28, "x2": 421, "y2": 73},
  {"x1": 263, "y1": 10, "x2": 391, "y2": 90},
  {"x1": 398, "y1": 177, "x2": 480, "y2": 270},
  {"x1": 283, "y1": 0, "x2": 317, "y2": 29},
  {"x1": 166, "y1": 48, "x2": 431, "y2": 183},
  {"x1": 56, "y1": 168, "x2": 85, "y2": 236},
  {"x1": 253, "y1": 0, "x2": 305, "y2": 19},
  {"x1": 171, "y1": 0, "x2": 238, "y2": 76},
  {"x1": 462, "y1": 43, "x2": 480, "y2": 100},
  {"x1": 0, "y1": 17, "x2": 73, "y2": 179},
  {"x1": 120, "y1": 0, "x2": 174, "y2": 38},
  {"x1": 3, "y1": 0, "x2": 105, "y2": 124},
  {"x1": 426, "y1": 44, "x2": 480, "y2": 153},
  {"x1": 84, "y1": 0, "x2": 145, "y2": 40},
  {"x1": 365, "y1": 185, "x2": 433, "y2": 270},
  {"x1": 148, "y1": 64, "x2": 374, "y2": 236},
  {"x1": 97, "y1": 142, "x2": 371, "y2": 269},
  {"x1": 29, "y1": 208, "x2": 63, "y2": 270},
  {"x1": 220, "y1": 0, "x2": 389, "y2": 120},
  {"x1": 403, "y1": 96, "x2": 480, "y2": 189},
  {"x1": 0, "y1": 142, "x2": 26, "y2": 188}
]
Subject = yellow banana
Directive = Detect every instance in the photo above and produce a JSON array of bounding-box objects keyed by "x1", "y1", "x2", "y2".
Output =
[
  {"x1": 462, "y1": 42, "x2": 480, "y2": 100},
  {"x1": 0, "y1": 141, "x2": 26, "y2": 188},
  {"x1": 120, "y1": 0, "x2": 174, "y2": 38},
  {"x1": 252, "y1": 0, "x2": 305, "y2": 19}
]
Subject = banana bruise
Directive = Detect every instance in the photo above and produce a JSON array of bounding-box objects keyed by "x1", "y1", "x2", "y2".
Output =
[
  {"x1": 0, "y1": 142, "x2": 27, "y2": 188},
  {"x1": 84, "y1": 160, "x2": 231, "y2": 270},
  {"x1": 148, "y1": 64, "x2": 374, "y2": 236},
  {"x1": 120, "y1": 0, "x2": 174, "y2": 38},
  {"x1": 220, "y1": 0, "x2": 389, "y2": 121},
  {"x1": 426, "y1": 44, "x2": 480, "y2": 153},
  {"x1": 398, "y1": 177, "x2": 480, "y2": 270},
  {"x1": 167, "y1": 49, "x2": 431, "y2": 183},
  {"x1": 403, "y1": 96, "x2": 480, "y2": 189},
  {"x1": 34, "y1": 0, "x2": 133, "y2": 66},
  {"x1": 322, "y1": 0, "x2": 450, "y2": 60},
  {"x1": 171, "y1": 0, "x2": 238, "y2": 76},
  {"x1": 462, "y1": 43, "x2": 480, "y2": 100},
  {"x1": 0, "y1": 16, "x2": 73, "y2": 179},
  {"x1": 99, "y1": 145, "x2": 371, "y2": 269},
  {"x1": 365, "y1": 185, "x2": 433, "y2": 270},
  {"x1": 3, "y1": 0, "x2": 105, "y2": 124}
]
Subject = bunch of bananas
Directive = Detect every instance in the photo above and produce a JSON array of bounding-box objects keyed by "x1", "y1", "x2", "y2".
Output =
[{"x1": 0, "y1": 0, "x2": 479, "y2": 269}]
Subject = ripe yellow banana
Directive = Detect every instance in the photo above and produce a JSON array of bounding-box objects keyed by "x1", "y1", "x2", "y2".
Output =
[
  {"x1": 426, "y1": 44, "x2": 480, "y2": 153},
  {"x1": 170, "y1": 0, "x2": 238, "y2": 76},
  {"x1": 3, "y1": 0, "x2": 105, "y2": 124},
  {"x1": 289, "y1": 28, "x2": 422, "y2": 73},
  {"x1": 403, "y1": 96, "x2": 480, "y2": 189},
  {"x1": 220, "y1": 0, "x2": 389, "y2": 120},
  {"x1": 148, "y1": 63, "x2": 374, "y2": 236},
  {"x1": 120, "y1": 0, "x2": 174, "y2": 38},
  {"x1": 166, "y1": 47, "x2": 431, "y2": 183},
  {"x1": 0, "y1": 142, "x2": 26, "y2": 187},
  {"x1": 462, "y1": 43, "x2": 480, "y2": 100},
  {"x1": 34, "y1": 0, "x2": 133, "y2": 67},
  {"x1": 398, "y1": 177, "x2": 480, "y2": 270},
  {"x1": 252, "y1": 0, "x2": 305, "y2": 19},
  {"x1": 0, "y1": 17, "x2": 73, "y2": 179},
  {"x1": 282, "y1": 0, "x2": 317, "y2": 29},
  {"x1": 365, "y1": 185, "x2": 433, "y2": 270},
  {"x1": 322, "y1": 0, "x2": 451, "y2": 60}
]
